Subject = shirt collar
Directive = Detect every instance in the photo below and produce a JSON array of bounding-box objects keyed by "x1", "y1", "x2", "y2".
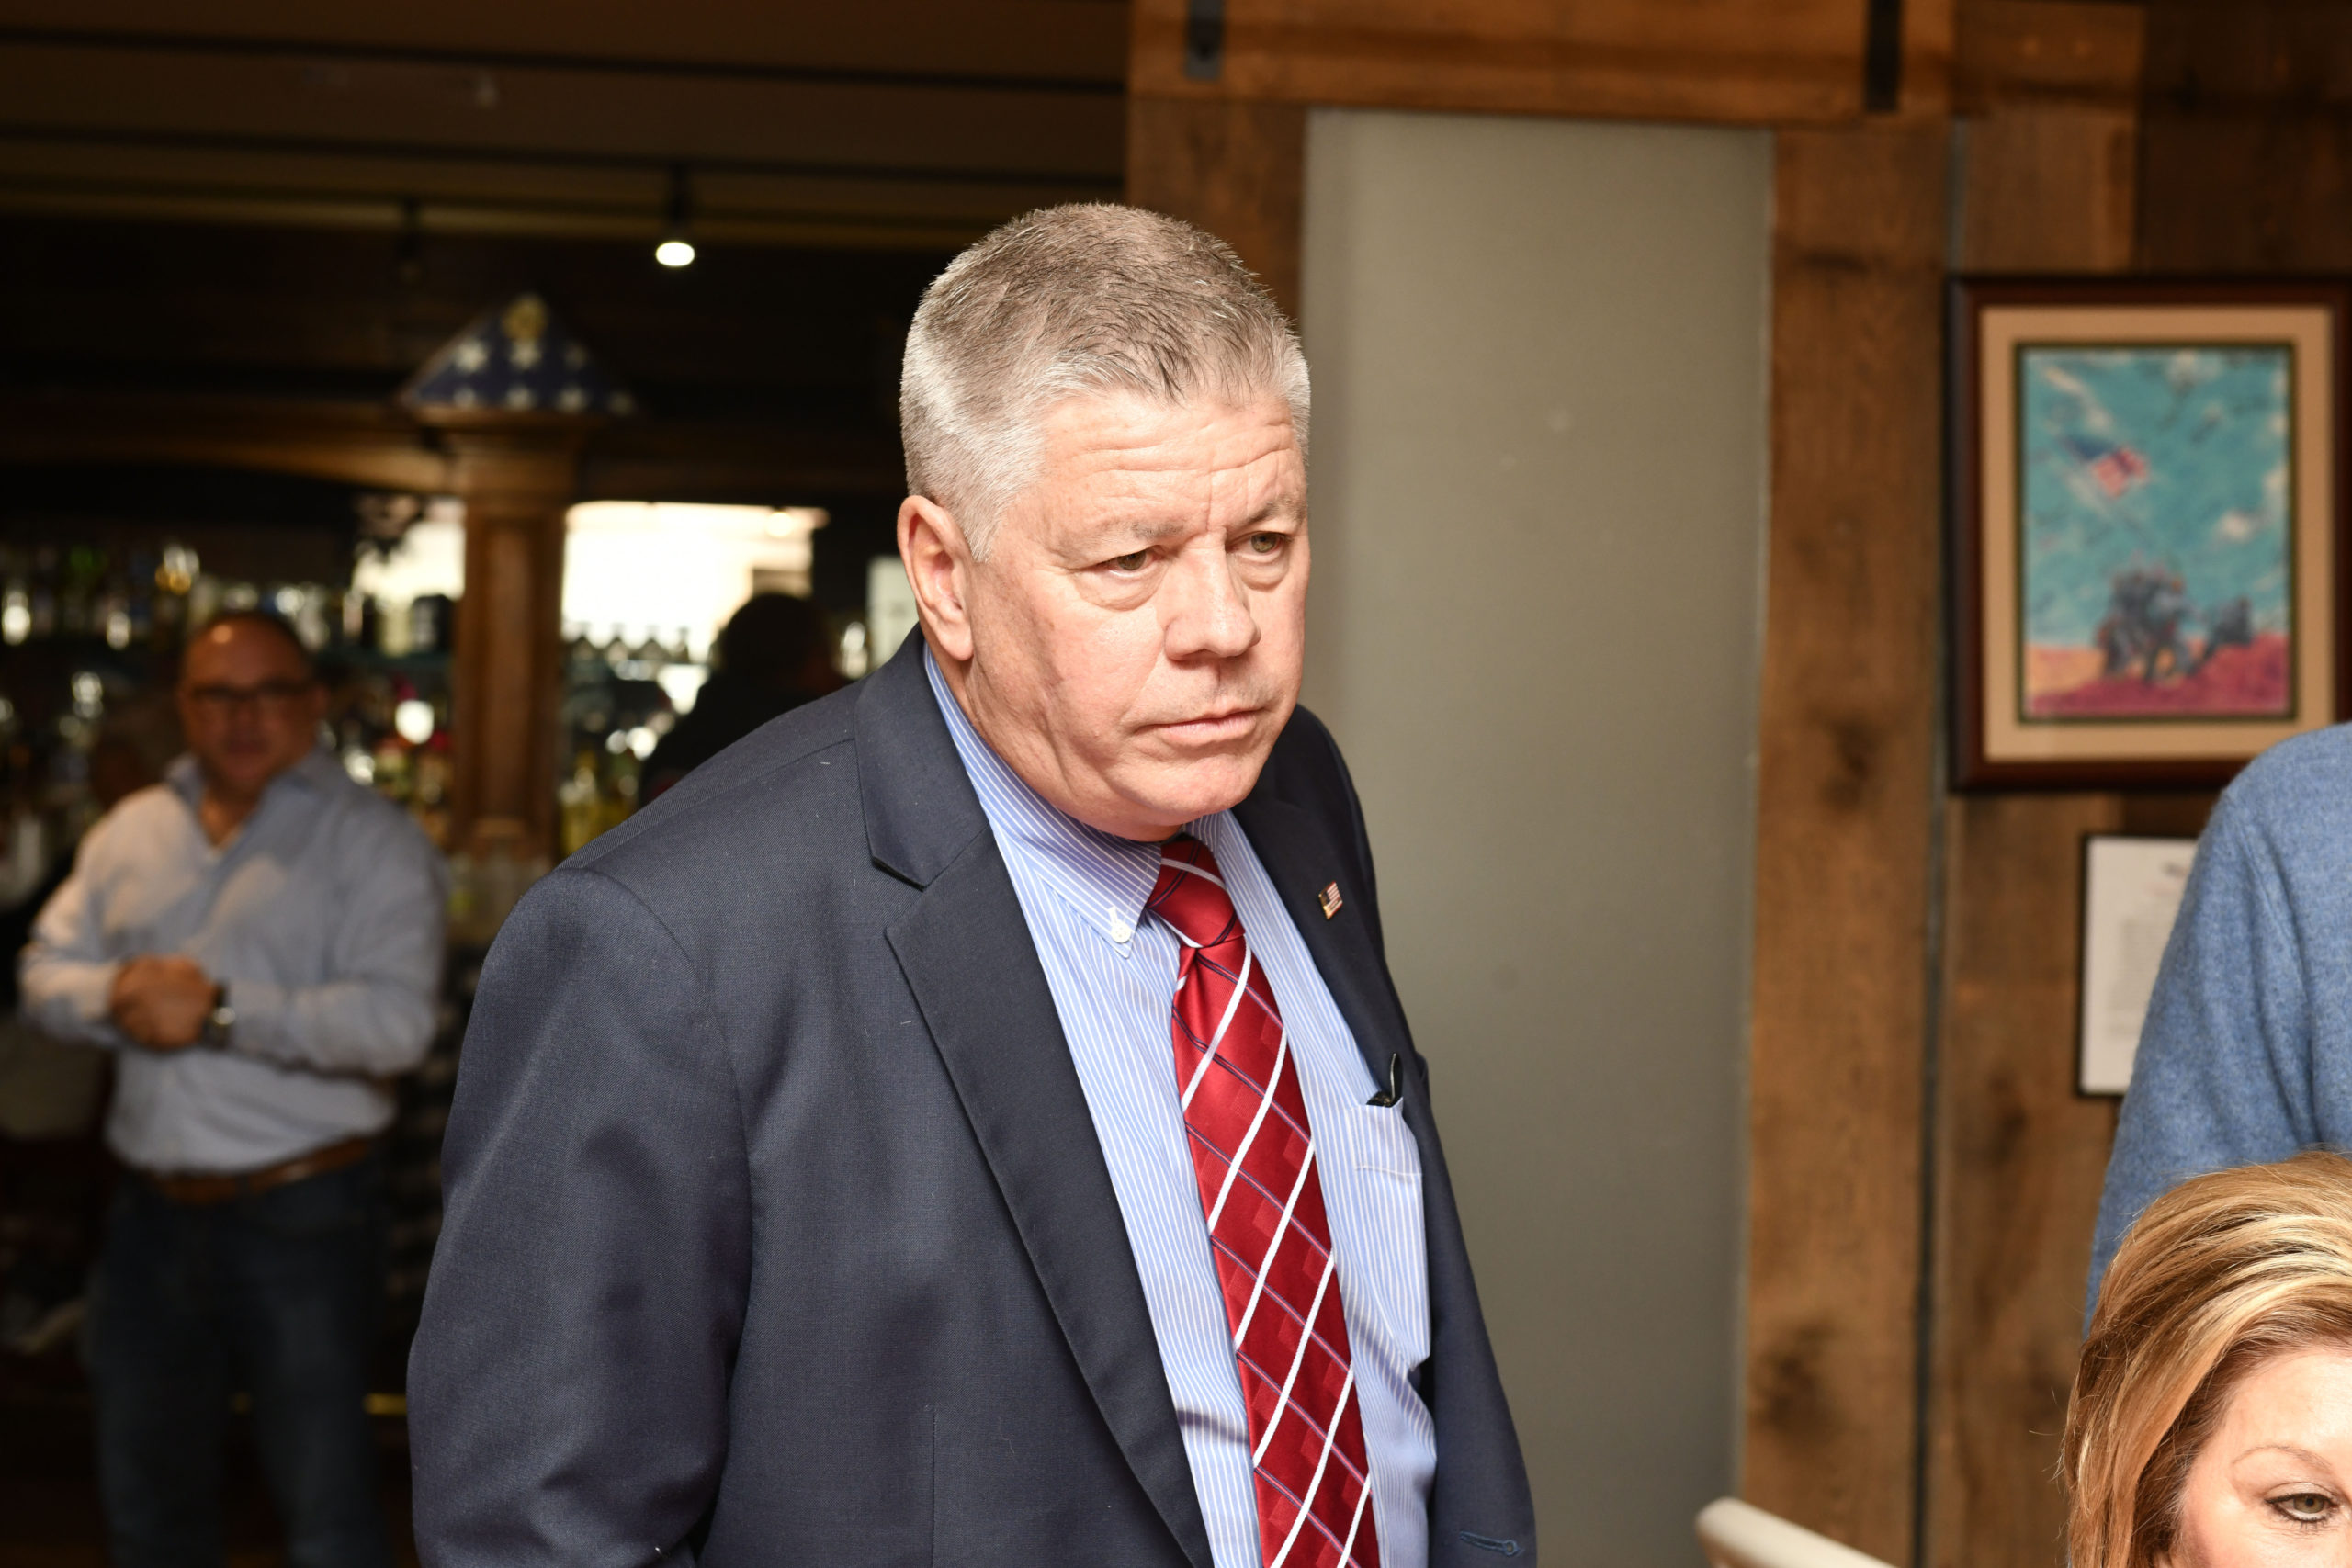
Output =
[
  {"x1": 923, "y1": 644, "x2": 1164, "y2": 949},
  {"x1": 164, "y1": 746, "x2": 343, "y2": 810}
]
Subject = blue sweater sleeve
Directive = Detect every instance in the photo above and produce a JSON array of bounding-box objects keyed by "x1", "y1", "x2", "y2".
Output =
[{"x1": 2086, "y1": 786, "x2": 2313, "y2": 1311}]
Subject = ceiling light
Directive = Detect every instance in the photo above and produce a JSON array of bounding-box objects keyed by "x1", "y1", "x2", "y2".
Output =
[{"x1": 655, "y1": 238, "x2": 696, "y2": 268}]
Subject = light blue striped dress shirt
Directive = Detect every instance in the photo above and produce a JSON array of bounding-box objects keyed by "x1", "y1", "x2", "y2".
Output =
[{"x1": 926, "y1": 649, "x2": 1435, "y2": 1568}]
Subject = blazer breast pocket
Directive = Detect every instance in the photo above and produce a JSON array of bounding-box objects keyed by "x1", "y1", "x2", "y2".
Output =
[{"x1": 1340, "y1": 1101, "x2": 1430, "y2": 1363}]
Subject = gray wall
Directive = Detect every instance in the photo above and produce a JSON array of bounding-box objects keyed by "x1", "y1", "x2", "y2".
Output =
[{"x1": 1299, "y1": 109, "x2": 1771, "y2": 1565}]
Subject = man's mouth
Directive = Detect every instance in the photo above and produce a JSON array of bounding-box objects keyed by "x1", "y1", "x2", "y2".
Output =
[{"x1": 1152, "y1": 707, "x2": 1262, "y2": 743}]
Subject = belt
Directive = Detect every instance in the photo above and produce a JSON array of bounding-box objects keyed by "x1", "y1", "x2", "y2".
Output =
[{"x1": 140, "y1": 1135, "x2": 378, "y2": 1207}]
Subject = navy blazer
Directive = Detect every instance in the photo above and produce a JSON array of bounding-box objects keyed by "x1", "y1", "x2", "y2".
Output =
[{"x1": 409, "y1": 628, "x2": 1535, "y2": 1566}]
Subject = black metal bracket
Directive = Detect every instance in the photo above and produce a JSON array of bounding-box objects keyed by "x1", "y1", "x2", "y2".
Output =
[
  {"x1": 1864, "y1": 0, "x2": 1905, "y2": 113},
  {"x1": 1184, "y1": 0, "x2": 1225, "y2": 82}
]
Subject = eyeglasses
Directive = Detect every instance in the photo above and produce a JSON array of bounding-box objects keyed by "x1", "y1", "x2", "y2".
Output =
[{"x1": 184, "y1": 680, "x2": 315, "y2": 716}]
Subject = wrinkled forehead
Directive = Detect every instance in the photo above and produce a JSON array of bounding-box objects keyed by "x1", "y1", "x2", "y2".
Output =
[{"x1": 1025, "y1": 387, "x2": 1306, "y2": 502}]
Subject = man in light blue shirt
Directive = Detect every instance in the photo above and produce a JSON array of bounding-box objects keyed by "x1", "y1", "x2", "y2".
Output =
[
  {"x1": 23, "y1": 610, "x2": 445, "y2": 1568},
  {"x1": 926, "y1": 645, "x2": 1437, "y2": 1565},
  {"x1": 410, "y1": 206, "x2": 1532, "y2": 1567}
]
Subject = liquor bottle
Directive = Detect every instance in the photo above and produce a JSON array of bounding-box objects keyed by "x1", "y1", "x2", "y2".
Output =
[
  {"x1": 0, "y1": 581, "x2": 28, "y2": 647},
  {"x1": 411, "y1": 593, "x2": 453, "y2": 656},
  {"x1": 564, "y1": 625, "x2": 602, "y2": 682},
  {"x1": 559, "y1": 750, "x2": 605, "y2": 856},
  {"x1": 377, "y1": 594, "x2": 413, "y2": 657},
  {"x1": 58, "y1": 547, "x2": 103, "y2": 637},
  {"x1": 28, "y1": 548, "x2": 58, "y2": 642}
]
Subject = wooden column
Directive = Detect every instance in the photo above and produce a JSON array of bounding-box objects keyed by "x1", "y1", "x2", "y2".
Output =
[
  {"x1": 1125, "y1": 96, "x2": 1306, "y2": 319},
  {"x1": 1740, "y1": 120, "x2": 1950, "y2": 1566},
  {"x1": 438, "y1": 423, "x2": 582, "y2": 857}
]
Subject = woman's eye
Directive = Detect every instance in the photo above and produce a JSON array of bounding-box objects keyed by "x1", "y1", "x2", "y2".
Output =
[{"x1": 2273, "y1": 1492, "x2": 2336, "y2": 1525}]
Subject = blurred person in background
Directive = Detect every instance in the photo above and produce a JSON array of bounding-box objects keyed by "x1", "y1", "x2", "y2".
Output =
[
  {"x1": 640, "y1": 591, "x2": 845, "y2": 799},
  {"x1": 2067, "y1": 1152, "x2": 2352, "y2": 1568},
  {"x1": 19, "y1": 609, "x2": 446, "y2": 1568}
]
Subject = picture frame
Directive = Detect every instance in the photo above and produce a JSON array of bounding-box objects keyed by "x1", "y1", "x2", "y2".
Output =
[
  {"x1": 2076, "y1": 832, "x2": 2198, "y2": 1098},
  {"x1": 1951, "y1": 277, "x2": 2352, "y2": 790}
]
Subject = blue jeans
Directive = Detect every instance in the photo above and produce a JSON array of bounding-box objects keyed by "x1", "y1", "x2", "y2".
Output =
[{"x1": 89, "y1": 1153, "x2": 391, "y2": 1568}]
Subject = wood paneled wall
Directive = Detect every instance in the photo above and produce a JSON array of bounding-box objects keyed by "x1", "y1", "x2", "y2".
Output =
[
  {"x1": 1126, "y1": 2, "x2": 2352, "y2": 1562},
  {"x1": 1921, "y1": 6, "x2": 2352, "y2": 1564},
  {"x1": 1926, "y1": 14, "x2": 2147, "y2": 1567},
  {"x1": 1125, "y1": 2, "x2": 1958, "y2": 1561},
  {"x1": 1741, "y1": 122, "x2": 1949, "y2": 1565},
  {"x1": 1129, "y1": 0, "x2": 1953, "y2": 124},
  {"x1": 2140, "y1": 0, "x2": 2352, "y2": 272}
]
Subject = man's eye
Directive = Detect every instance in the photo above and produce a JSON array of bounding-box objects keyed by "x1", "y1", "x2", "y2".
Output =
[
  {"x1": 1243, "y1": 533, "x2": 1284, "y2": 554},
  {"x1": 1108, "y1": 550, "x2": 1150, "y2": 572},
  {"x1": 2273, "y1": 1492, "x2": 2336, "y2": 1525}
]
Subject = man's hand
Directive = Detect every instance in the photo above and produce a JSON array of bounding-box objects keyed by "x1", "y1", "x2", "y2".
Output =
[{"x1": 108, "y1": 956, "x2": 218, "y2": 1051}]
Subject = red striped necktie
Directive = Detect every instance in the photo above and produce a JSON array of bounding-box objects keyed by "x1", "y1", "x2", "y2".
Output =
[{"x1": 1146, "y1": 835, "x2": 1381, "y2": 1568}]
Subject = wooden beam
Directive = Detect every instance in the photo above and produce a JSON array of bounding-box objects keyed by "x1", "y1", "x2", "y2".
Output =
[
  {"x1": 0, "y1": 394, "x2": 447, "y2": 492},
  {"x1": 580, "y1": 422, "x2": 906, "y2": 502},
  {"x1": 1130, "y1": 0, "x2": 1956, "y2": 128},
  {"x1": 1124, "y1": 95, "x2": 1305, "y2": 320},
  {"x1": 0, "y1": 3, "x2": 1133, "y2": 87},
  {"x1": 1742, "y1": 120, "x2": 1949, "y2": 1565},
  {"x1": 1954, "y1": 0, "x2": 2145, "y2": 114},
  {"x1": 0, "y1": 390, "x2": 908, "y2": 505},
  {"x1": 0, "y1": 7, "x2": 1126, "y2": 241},
  {"x1": 1926, "y1": 10, "x2": 2146, "y2": 1564},
  {"x1": 2140, "y1": 0, "x2": 2352, "y2": 273}
]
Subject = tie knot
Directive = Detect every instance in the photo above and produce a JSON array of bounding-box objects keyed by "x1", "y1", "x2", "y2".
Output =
[{"x1": 1147, "y1": 834, "x2": 1240, "y2": 950}]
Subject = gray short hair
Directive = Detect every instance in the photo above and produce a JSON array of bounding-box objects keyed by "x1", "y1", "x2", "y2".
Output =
[{"x1": 899, "y1": 204, "x2": 1309, "y2": 558}]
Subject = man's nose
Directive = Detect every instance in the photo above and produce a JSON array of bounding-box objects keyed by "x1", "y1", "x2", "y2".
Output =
[{"x1": 1161, "y1": 546, "x2": 1260, "y2": 661}]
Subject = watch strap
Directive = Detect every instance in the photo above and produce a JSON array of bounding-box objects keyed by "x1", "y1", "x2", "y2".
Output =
[{"x1": 202, "y1": 984, "x2": 234, "y2": 1048}]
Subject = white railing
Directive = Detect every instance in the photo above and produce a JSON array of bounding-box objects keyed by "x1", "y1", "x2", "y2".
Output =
[{"x1": 1696, "y1": 1498, "x2": 1899, "y2": 1568}]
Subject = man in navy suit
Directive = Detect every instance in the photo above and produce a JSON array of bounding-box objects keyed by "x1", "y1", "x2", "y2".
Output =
[{"x1": 410, "y1": 205, "x2": 1533, "y2": 1568}]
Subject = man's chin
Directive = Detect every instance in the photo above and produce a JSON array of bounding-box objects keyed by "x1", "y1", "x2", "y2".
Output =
[{"x1": 1117, "y1": 752, "x2": 1275, "y2": 835}]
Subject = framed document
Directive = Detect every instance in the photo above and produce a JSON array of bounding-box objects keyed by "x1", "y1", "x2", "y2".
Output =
[
  {"x1": 1952, "y1": 277, "x2": 2352, "y2": 789},
  {"x1": 2077, "y1": 834, "x2": 2199, "y2": 1096}
]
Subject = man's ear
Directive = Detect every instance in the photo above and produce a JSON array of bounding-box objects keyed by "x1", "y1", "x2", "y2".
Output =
[{"x1": 898, "y1": 494, "x2": 976, "y2": 663}]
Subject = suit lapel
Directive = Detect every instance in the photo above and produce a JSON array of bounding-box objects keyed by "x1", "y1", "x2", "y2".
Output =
[
  {"x1": 1232, "y1": 790, "x2": 1414, "y2": 1090},
  {"x1": 858, "y1": 637, "x2": 1215, "y2": 1568},
  {"x1": 1230, "y1": 785, "x2": 1461, "y2": 1234}
]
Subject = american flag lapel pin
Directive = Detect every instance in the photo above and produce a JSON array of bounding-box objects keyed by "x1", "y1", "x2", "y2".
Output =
[{"x1": 1317, "y1": 881, "x2": 1343, "y2": 919}]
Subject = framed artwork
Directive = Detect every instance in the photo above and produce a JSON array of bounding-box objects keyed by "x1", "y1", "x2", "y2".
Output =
[
  {"x1": 1952, "y1": 277, "x2": 2352, "y2": 789},
  {"x1": 2076, "y1": 833, "x2": 2197, "y2": 1097}
]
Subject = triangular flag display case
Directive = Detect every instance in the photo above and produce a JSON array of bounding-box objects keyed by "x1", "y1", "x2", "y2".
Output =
[{"x1": 400, "y1": 293, "x2": 637, "y2": 420}]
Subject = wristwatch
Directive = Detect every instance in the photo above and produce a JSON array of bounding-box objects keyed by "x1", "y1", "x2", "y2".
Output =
[{"x1": 200, "y1": 984, "x2": 234, "y2": 1049}]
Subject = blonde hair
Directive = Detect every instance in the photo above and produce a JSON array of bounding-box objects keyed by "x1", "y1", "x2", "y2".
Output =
[
  {"x1": 2065, "y1": 1151, "x2": 2352, "y2": 1568},
  {"x1": 898, "y1": 203, "x2": 1308, "y2": 559}
]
